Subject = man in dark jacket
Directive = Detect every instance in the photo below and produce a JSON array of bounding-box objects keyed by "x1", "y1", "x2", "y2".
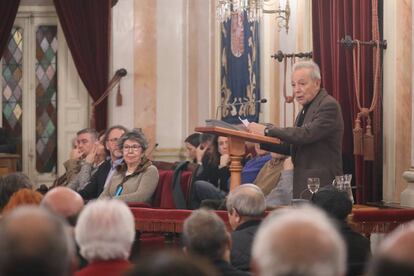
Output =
[
  {"x1": 311, "y1": 188, "x2": 371, "y2": 276},
  {"x1": 78, "y1": 125, "x2": 127, "y2": 200},
  {"x1": 183, "y1": 209, "x2": 249, "y2": 276},
  {"x1": 248, "y1": 60, "x2": 344, "y2": 198},
  {"x1": 226, "y1": 184, "x2": 265, "y2": 271}
]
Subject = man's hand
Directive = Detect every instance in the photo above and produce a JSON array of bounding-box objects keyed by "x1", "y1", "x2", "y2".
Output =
[
  {"x1": 84, "y1": 143, "x2": 98, "y2": 164},
  {"x1": 248, "y1": 122, "x2": 267, "y2": 135},
  {"x1": 283, "y1": 157, "x2": 294, "y2": 171},
  {"x1": 70, "y1": 148, "x2": 83, "y2": 160}
]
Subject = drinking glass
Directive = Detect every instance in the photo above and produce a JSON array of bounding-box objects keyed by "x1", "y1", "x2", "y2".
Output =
[
  {"x1": 307, "y1": 178, "x2": 320, "y2": 194},
  {"x1": 344, "y1": 174, "x2": 354, "y2": 204},
  {"x1": 332, "y1": 175, "x2": 345, "y2": 190}
]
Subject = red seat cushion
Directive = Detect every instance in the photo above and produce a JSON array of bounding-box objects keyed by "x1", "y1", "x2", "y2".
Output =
[{"x1": 152, "y1": 170, "x2": 193, "y2": 209}]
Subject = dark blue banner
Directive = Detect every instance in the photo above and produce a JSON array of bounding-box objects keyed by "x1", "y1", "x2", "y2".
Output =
[{"x1": 220, "y1": 12, "x2": 261, "y2": 124}]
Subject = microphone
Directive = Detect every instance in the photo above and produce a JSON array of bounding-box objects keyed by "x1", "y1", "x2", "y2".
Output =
[
  {"x1": 215, "y1": 98, "x2": 267, "y2": 119},
  {"x1": 145, "y1": 143, "x2": 159, "y2": 158}
]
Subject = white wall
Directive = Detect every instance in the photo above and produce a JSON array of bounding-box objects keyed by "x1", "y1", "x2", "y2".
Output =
[
  {"x1": 110, "y1": 0, "x2": 134, "y2": 128},
  {"x1": 156, "y1": 0, "x2": 186, "y2": 149}
]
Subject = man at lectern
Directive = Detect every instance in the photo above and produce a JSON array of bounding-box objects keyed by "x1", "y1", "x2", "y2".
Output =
[{"x1": 248, "y1": 60, "x2": 344, "y2": 198}]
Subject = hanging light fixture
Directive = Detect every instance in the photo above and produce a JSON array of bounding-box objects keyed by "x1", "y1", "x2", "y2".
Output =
[{"x1": 216, "y1": 0, "x2": 290, "y2": 33}]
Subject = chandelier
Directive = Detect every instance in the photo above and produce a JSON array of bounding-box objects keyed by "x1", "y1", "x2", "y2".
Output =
[{"x1": 216, "y1": 0, "x2": 291, "y2": 33}]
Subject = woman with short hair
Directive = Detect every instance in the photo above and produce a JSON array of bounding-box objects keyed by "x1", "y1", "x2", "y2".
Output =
[{"x1": 99, "y1": 129, "x2": 159, "y2": 204}]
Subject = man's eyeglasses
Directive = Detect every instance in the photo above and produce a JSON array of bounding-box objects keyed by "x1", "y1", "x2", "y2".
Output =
[{"x1": 123, "y1": 145, "x2": 142, "y2": 152}]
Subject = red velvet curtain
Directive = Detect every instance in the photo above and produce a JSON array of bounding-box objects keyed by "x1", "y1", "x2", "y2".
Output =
[
  {"x1": 312, "y1": 0, "x2": 382, "y2": 203},
  {"x1": 53, "y1": 0, "x2": 111, "y2": 131},
  {"x1": 0, "y1": 0, "x2": 21, "y2": 57}
]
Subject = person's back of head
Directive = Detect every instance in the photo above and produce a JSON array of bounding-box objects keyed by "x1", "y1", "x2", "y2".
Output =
[
  {"x1": 0, "y1": 172, "x2": 33, "y2": 210},
  {"x1": 0, "y1": 206, "x2": 73, "y2": 276},
  {"x1": 2, "y1": 188, "x2": 43, "y2": 214},
  {"x1": 183, "y1": 209, "x2": 229, "y2": 261},
  {"x1": 41, "y1": 186, "x2": 84, "y2": 226},
  {"x1": 311, "y1": 188, "x2": 352, "y2": 221},
  {"x1": 226, "y1": 184, "x2": 265, "y2": 229},
  {"x1": 252, "y1": 205, "x2": 346, "y2": 276},
  {"x1": 126, "y1": 250, "x2": 218, "y2": 276},
  {"x1": 75, "y1": 199, "x2": 135, "y2": 262},
  {"x1": 367, "y1": 221, "x2": 414, "y2": 276}
]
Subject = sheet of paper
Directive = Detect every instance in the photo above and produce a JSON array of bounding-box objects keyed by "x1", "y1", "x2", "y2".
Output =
[{"x1": 238, "y1": 116, "x2": 250, "y2": 127}]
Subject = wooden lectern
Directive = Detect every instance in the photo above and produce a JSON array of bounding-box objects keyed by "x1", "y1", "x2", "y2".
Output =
[{"x1": 195, "y1": 126, "x2": 280, "y2": 191}]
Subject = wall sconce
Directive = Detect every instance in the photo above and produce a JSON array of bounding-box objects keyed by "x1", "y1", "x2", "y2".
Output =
[{"x1": 216, "y1": 0, "x2": 291, "y2": 33}]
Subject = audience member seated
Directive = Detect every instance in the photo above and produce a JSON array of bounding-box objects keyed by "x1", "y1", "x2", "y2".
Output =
[
  {"x1": 184, "y1": 133, "x2": 201, "y2": 163},
  {"x1": 41, "y1": 186, "x2": 86, "y2": 268},
  {"x1": 190, "y1": 135, "x2": 231, "y2": 209},
  {"x1": 182, "y1": 209, "x2": 249, "y2": 276},
  {"x1": 0, "y1": 206, "x2": 74, "y2": 276},
  {"x1": 366, "y1": 221, "x2": 414, "y2": 276},
  {"x1": 311, "y1": 188, "x2": 371, "y2": 276},
  {"x1": 41, "y1": 187, "x2": 85, "y2": 227},
  {"x1": 1, "y1": 188, "x2": 43, "y2": 214},
  {"x1": 0, "y1": 172, "x2": 33, "y2": 211},
  {"x1": 54, "y1": 128, "x2": 98, "y2": 187},
  {"x1": 226, "y1": 184, "x2": 265, "y2": 271},
  {"x1": 99, "y1": 129, "x2": 159, "y2": 204},
  {"x1": 126, "y1": 250, "x2": 218, "y2": 276},
  {"x1": 252, "y1": 205, "x2": 346, "y2": 276},
  {"x1": 254, "y1": 154, "x2": 293, "y2": 207},
  {"x1": 74, "y1": 199, "x2": 134, "y2": 276},
  {"x1": 67, "y1": 132, "x2": 107, "y2": 192},
  {"x1": 78, "y1": 125, "x2": 127, "y2": 200},
  {"x1": 241, "y1": 144, "x2": 271, "y2": 184}
]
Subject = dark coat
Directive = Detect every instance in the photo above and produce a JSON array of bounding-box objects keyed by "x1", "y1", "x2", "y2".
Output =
[
  {"x1": 78, "y1": 160, "x2": 111, "y2": 200},
  {"x1": 230, "y1": 220, "x2": 261, "y2": 271},
  {"x1": 338, "y1": 221, "x2": 371, "y2": 276},
  {"x1": 213, "y1": 259, "x2": 251, "y2": 276},
  {"x1": 262, "y1": 89, "x2": 344, "y2": 197}
]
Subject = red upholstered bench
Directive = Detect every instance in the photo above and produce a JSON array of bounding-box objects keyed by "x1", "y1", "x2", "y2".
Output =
[
  {"x1": 130, "y1": 207, "x2": 231, "y2": 233},
  {"x1": 129, "y1": 207, "x2": 231, "y2": 254},
  {"x1": 152, "y1": 170, "x2": 192, "y2": 209},
  {"x1": 350, "y1": 208, "x2": 414, "y2": 236}
]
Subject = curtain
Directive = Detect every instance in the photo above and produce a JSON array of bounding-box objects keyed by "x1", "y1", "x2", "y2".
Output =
[
  {"x1": 53, "y1": 0, "x2": 111, "y2": 131},
  {"x1": 0, "y1": 0, "x2": 21, "y2": 58},
  {"x1": 312, "y1": 0, "x2": 382, "y2": 203}
]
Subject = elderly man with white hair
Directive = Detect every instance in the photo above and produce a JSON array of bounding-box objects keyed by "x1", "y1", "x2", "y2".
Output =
[
  {"x1": 367, "y1": 221, "x2": 414, "y2": 276},
  {"x1": 226, "y1": 183, "x2": 265, "y2": 271},
  {"x1": 252, "y1": 205, "x2": 346, "y2": 276},
  {"x1": 74, "y1": 199, "x2": 135, "y2": 276}
]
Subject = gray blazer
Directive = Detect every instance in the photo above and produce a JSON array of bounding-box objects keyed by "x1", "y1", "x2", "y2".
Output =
[{"x1": 262, "y1": 89, "x2": 344, "y2": 198}]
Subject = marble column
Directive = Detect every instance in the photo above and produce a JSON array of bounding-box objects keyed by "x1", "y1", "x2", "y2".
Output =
[{"x1": 401, "y1": 0, "x2": 414, "y2": 207}]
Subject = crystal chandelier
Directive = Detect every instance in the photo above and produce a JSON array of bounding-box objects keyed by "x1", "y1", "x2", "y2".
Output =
[{"x1": 216, "y1": 0, "x2": 290, "y2": 33}]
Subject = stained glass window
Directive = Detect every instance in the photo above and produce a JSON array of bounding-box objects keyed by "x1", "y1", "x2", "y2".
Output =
[
  {"x1": 35, "y1": 26, "x2": 57, "y2": 173},
  {"x1": 2, "y1": 27, "x2": 23, "y2": 166}
]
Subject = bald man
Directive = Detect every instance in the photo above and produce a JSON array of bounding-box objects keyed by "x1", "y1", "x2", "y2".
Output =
[
  {"x1": 252, "y1": 205, "x2": 346, "y2": 276},
  {"x1": 41, "y1": 187, "x2": 84, "y2": 227},
  {"x1": 368, "y1": 221, "x2": 414, "y2": 276},
  {"x1": 41, "y1": 186, "x2": 86, "y2": 269},
  {"x1": 0, "y1": 206, "x2": 73, "y2": 276}
]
